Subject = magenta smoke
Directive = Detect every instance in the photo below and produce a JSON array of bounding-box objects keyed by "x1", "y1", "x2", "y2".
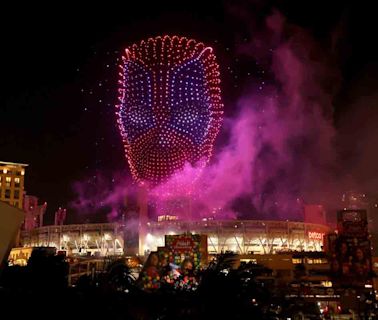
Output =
[
  {"x1": 71, "y1": 11, "x2": 352, "y2": 222},
  {"x1": 149, "y1": 11, "x2": 339, "y2": 220}
]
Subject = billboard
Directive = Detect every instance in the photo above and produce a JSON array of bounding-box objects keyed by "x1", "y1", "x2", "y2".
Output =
[
  {"x1": 330, "y1": 210, "x2": 372, "y2": 286},
  {"x1": 330, "y1": 237, "x2": 372, "y2": 281},
  {"x1": 164, "y1": 234, "x2": 208, "y2": 268}
]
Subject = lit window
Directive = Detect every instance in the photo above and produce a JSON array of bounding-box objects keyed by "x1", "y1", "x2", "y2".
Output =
[
  {"x1": 15, "y1": 177, "x2": 20, "y2": 188},
  {"x1": 321, "y1": 281, "x2": 332, "y2": 287},
  {"x1": 5, "y1": 177, "x2": 11, "y2": 187},
  {"x1": 3, "y1": 168, "x2": 7, "y2": 174},
  {"x1": 292, "y1": 258, "x2": 302, "y2": 264}
]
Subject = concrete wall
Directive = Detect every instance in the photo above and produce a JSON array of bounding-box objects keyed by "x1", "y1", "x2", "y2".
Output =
[{"x1": 0, "y1": 201, "x2": 24, "y2": 268}]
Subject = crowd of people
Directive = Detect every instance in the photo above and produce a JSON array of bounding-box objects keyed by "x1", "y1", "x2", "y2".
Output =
[{"x1": 137, "y1": 252, "x2": 198, "y2": 291}]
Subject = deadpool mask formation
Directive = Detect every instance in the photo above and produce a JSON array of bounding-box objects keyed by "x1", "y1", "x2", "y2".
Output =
[{"x1": 116, "y1": 36, "x2": 223, "y2": 186}]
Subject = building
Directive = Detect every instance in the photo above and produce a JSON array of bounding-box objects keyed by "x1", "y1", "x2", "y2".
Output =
[
  {"x1": 23, "y1": 195, "x2": 47, "y2": 231},
  {"x1": 304, "y1": 204, "x2": 326, "y2": 225},
  {"x1": 236, "y1": 252, "x2": 333, "y2": 298},
  {"x1": 20, "y1": 223, "x2": 125, "y2": 257},
  {"x1": 19, "y1": 219, "x2": 330, "y2": 257},
  {"x1": 142, "y1": 219, "x2": 329, "y2": 256},
  {"x1": 341, "y1": 191, "x2": 378, "y2": 255},
  {"x1": 0, "y1": 161, "x2": 28, "y2": 209}
]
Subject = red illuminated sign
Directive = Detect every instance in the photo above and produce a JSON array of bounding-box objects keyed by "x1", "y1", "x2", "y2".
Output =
[
  {"x1": 171, "y1": 236, "x2": 195, "y2": 252},
  {"x1": 308, "y1": 231, "x2": 324, "y2": 241}
]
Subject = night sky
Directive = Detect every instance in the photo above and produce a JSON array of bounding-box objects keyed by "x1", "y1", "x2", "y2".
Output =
[{"x1": 1, "y1": 1, "x2": 377, "y2": 224}]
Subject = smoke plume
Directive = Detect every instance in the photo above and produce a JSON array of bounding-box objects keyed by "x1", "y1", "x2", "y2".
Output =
[
  {"x1": 150, "y1": 10, "x2": 341, "y2": 220},
  {"x1": 71, "y1": 9, "x2": 377, "y2": 222}
]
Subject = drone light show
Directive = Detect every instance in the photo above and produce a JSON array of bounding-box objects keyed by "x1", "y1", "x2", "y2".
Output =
[{"x1": 116, "y1": 35, "x2": 223, "y2": 185}]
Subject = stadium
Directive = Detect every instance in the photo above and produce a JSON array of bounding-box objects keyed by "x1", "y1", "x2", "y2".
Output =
[
  {"x1": 20, "y1": 218, "x2": 329, "y2": 256},
  {"x1": 19, "y1": 36, "x2": 328, "y2": 259}
]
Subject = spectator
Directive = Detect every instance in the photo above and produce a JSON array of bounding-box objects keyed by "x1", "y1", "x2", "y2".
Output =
[
  {"x1": 181, "y1": 258, "x2": 194, "y2": 277},
  {"x1": 139, "y1": 252, "x2": 160, "y2": 290}
]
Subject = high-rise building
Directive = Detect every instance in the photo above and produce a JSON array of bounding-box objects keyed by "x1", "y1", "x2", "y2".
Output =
[
  {"x1": 341, "y1": 191, "x2": 369, "y2": 210},
  {"x1": 0, "y1": 161, "x2": 28, "y2": 209},
  {"x1": 341, "y1": 190, "x2": 378, "y2": 255}
]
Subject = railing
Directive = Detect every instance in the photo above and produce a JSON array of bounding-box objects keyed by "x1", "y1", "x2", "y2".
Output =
[{"x1": 67, "y1": 258, "x2": 104, "y2": 286}]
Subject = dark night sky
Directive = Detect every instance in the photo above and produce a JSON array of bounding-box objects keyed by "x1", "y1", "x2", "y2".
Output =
[{"x1": 1, "y1": 1, "x2": 377, "y2": 223}]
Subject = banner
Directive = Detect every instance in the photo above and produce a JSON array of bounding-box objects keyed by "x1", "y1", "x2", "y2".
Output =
[
  {"x1": 330, "y1": 210, "x2": 372, "y2": 287},
  {"x1": 164, "y1": 234, "x2": 208, "y2": 267}
]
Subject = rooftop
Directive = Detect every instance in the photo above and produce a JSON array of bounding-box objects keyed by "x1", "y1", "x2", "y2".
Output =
[{"x1": 0, "y1": 161, "x2": 29, "y2": 167}]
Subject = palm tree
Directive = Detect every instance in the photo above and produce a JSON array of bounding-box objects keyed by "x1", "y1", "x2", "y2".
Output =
[
  {"x1": 106, "y1": 258, "x2": 137, "y2": 293},
  {"x1": 197, "y1": 253, "x2": 273, "y2": 319}
]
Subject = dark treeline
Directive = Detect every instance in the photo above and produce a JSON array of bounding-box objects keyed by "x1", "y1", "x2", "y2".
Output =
[{"x1": 0, "y1": 253, "x2": 322, "y2": 320}]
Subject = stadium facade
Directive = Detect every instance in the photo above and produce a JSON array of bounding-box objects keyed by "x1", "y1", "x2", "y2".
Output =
[{"x1": 20, "y1": 219, "x2": 330, "y2": 256}]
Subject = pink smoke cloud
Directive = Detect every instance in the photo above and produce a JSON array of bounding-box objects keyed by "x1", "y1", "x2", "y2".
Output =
[
  {"x1": 70, "y1": 173, "x2": 136, "y2": 221},
  {"x1": 72, "y1": 9, "x2": 358, "y2": 223},
  {"x1": 147, "y1": 10, "x2": 340, "y2": 220}
]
